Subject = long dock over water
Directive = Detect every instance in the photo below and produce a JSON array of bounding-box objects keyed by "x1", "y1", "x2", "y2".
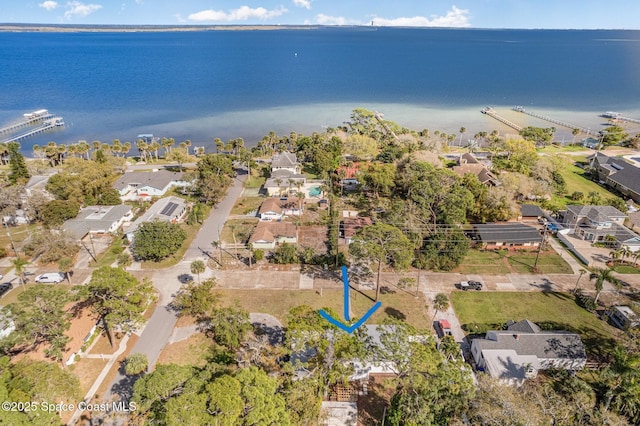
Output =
[
  {"x1": 513, "y1": 106, "x2": 592, "y2": 133},
  {"x1": 601, "y1": 112, "x2": 640, "y2": 125},
  {"x1": 0, "y1": 116, "x2": 64, "y2": 144},
  {"x1": 480, "y1": 107, "x2": 523, "y2": 132},
  {"x1": 0, "y1": 109, "x2": 54, "y2": 134}
]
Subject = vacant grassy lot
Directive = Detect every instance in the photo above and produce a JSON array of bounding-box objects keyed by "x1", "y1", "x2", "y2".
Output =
[
  {"x1": 221, "y1": 218, "x2": 258, "y2": 245},
  {"x1": 454, "y1": 249, "x2": 572, "y2": 274},
  {"x1": 157, "y1": 333, "x2": 212, "y2": 367},
  {"x1": 451, "y1": 291, "x2": 621, "y2": 359},
  {"x1": 217, "y1": 288, "x2": 429, "y2": 330},
  {"x1": 507, "y1": 251, "x2": 573, "y2": 274},
  {"x1": 454, "y1": 250, "x2": 511, "y2": 274},
  {"x1": 231, "y1": 196, "x2": 264, "y2": 215}
]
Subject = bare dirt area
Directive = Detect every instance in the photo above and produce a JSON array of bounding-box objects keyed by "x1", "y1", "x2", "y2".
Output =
[
  {"x1": 298, "y1": 225, "x2": 329, "y2": 253},
  {"x1": 70, "y1": 357, "x2": 109, "y2": 394},
  {"x1": 156, "y1": 332, "x2": 212, "y2": 367},
  {"x1": 356, "y1": 375, "x2": 397, "y2": 426}
]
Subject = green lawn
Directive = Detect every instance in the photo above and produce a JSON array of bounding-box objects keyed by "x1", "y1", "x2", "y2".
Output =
[
  {"x1": 454, "y1": 250, "x2": 511, "y2": 275},
  {"x1": 507, "y1": 251, "x2": 573, "y2": 274},
  {"x1": 537, "y1": 144, "x2": 587, "y2": 154},
  {"x1": 231, "y1": 197, "x2": 264, "y2": 215},
  {"x1": 611, "y1": 264, "x2": 640, "y2": 274},
  {"x1": 220, "y1": 219, "x2": 258, "y2": 245},
  {"x1": 553, "y1": 158, "x2": 619, "y2": 208},
  {"x1": 244, "y1": 175, "x2": 266, "y2": 189},
  {"x1": 217, "y1": 289, "x2": 430, "y2": 330},
  {"x1": 451, "y1": 291, "x2": 621, "y2": 359}
]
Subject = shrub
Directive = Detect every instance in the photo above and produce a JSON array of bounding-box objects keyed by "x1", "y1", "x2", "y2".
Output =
[
  {"x1": 0, "y1": 248, "x2": 7, "y2": 259},
  {"x1": 574, "y1": 289, "x2": 597, "y2": 312},
  {"x1": 253, "y1": 249, "x2": 264, "y2": 261}
]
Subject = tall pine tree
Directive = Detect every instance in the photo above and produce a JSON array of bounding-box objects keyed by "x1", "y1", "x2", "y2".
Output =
[{"x1": 8, "y1": 142, "x2": 30, "y2": 184}]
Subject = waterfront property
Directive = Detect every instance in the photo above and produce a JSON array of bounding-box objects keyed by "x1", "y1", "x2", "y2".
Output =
[
  {"x1": 452, "y1": 153, "x2": 499, "y2": 186},
  {"x1": 63, "y1": 204, "x2": 133, "y2": 240},
  {"x1": 470, "y1": 319, "x2": 587, "y2": 386},
  {"x1": 113, "y1": 170, "x2": 188, "y2": 201},
  {"x1": 589, "y1": 153, "x2": 640, "y2": 204},
  {"x1": 125, "y1": 196, "x2": 186, "y2": 242}
]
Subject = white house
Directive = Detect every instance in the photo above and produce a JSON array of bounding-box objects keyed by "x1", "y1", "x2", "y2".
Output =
[
  {"x1": 113, "y1": 170, "x2": 188, "y2": 201},
  {"x1": 248, "y1": 221, "x2": 297, "y2": 250},
  {"x1": 271, "y1": 152, "x2": 300, "y2": 174},
  {"x1": 63, "y1": 204, "x2": 133, "y2": 240},
  {"x1": 126, "y1": 196, "x2": 187, "y2": 242},
  {"x1": 263, "y1": 169, "x2": 306, "y2": 197},
  {"x1": 258, "y1": 197, "x2": 303, "y2": 221},
  {"x1": 471, "y1": 320, "x2": 586, "y2": 386}
]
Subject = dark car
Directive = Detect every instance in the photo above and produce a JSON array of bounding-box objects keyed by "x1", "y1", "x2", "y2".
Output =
[
  {"x1": 0, "y1": 283, "x2": 13, "y2": 298},
  {"x1": 459, "y1": 280, "x2": 483, "y2": 291}
]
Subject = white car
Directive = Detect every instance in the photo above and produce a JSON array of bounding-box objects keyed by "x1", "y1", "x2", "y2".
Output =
[{"x1": 35, "y1": 272, "x2": 65, "y2": 283}]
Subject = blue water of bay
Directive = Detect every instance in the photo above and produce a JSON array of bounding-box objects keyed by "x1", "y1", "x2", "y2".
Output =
[{"x1": 1, "y1": 27, "x2": 639, "y2": 151}]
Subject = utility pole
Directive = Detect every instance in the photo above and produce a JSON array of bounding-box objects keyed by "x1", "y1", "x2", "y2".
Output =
[
  {"x1": 533, "y1": 225, "x2": 549, "y2": 271},
  {"x1": 3, "y1": 221, "x2": 17, "y2": 256}
]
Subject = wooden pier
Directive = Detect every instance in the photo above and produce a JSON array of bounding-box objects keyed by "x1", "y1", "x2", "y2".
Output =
[
  {"x1": 0, "y1": 117, "x2": 64, "y2": 144},
  {"x1": 513, "y1": 106, "x2": 591, "y2": 133},
  {"x1": 0, "y1": 109, "x2": 54, "y2": 134},
  {"x1": 480, "y1": 107, "x2": 523, "y2": 132},
  {"x1": 601, "y1": 112, "x2": 640, "y2": 125}
]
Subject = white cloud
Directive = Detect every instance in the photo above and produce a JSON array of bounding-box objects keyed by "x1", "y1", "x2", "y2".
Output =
[
  {"x1": 39, "y1": 1, "x2": 59, "y2": 11},
  {"x1": 373, "y1": 6, "x2": 471, "y2": 28},
  {"x1": 64, "y1": 1, "x2": 103, "y2": 19},
  {"x1": 293, "y1": 0, "x2": 311, "y2": 9},
  {"x1": 188, "y1": 5, "x2": 288, "y2": 22},
  {"x1": 315, "y1": 14, "x2": 353, "y2": 25}
]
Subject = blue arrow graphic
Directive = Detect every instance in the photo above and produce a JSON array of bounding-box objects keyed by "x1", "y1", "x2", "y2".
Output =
[{"x1": 319, "y1": 265, "x2": 381, "y2": 334}]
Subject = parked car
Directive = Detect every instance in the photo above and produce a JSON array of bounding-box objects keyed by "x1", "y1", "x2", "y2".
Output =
[
  {"x1": 34, "y1": 272, "x2": 65, "y2": 283},
  {"x1": 0, "y1": 283, "x2": 13, "y2": 298},
  {"x1": 436, "y1": 319, "x2": 453, "y2": 338},
  {"x1": 458, "y1": 280, "x2": 482, "y2": 291}
]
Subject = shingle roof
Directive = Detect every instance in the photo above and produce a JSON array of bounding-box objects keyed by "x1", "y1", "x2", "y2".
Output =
[
  {"x1": 507, "y1": 319, "x2": 541, "y2": 334},
  {"x1": 258, "y1": 198, "x2": 301, "y2": 215},
  {"x1": 249, "y1": 221, "x2": 297, "y2": 243},
  {"x1": 340, "y1": 217, "x2": 373, "y2": 239},
  {"x1": 126, "y1": 196, "x2": 186, "y2": 237},
  {"x1": 475, "y1": 328, "x2": 586, "y2": 361},
  {"x1": 519, "y1": 204, "x2": 544, "y2": 218},
  {"x1": 271, "y1": 152, "x2": 298, "y2": 168},
  {"x1": 565, "y1": 205, "x2": 626, "y2": 222},
  {"x1": 592, "y1": 154, "x2": 640, "y2": 194},
  {"x1": 473, "y1": 223, "x2": 542, "y2": 244},
  {"x1": 113, "y1": 170, "x2": 184, "y2": 191},
  {"x1": 63, "y1": 204, "x2": 132, "y2": 239}
]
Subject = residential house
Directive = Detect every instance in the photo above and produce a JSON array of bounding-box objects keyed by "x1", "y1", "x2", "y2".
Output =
[
  {"x1": 608, "y1": 306, "x2": 639, "y2": 331},
  {"x1": 452, "y1": 153, "x2": 500, "y2": 186},
  {"x1": 471, "y1": 319, "x2": 587, "y2": 386},
  {"x1": 249, "y1": 221, "x2": 298, "y2": 250},
  {"x1": 337, "y1": 162, "x2": 361, "y2": 188},
  {"x1": 518, "y1": 204, "x2": 545, "y2": 223},
  {"x1": 590, "y1": 153, "x2": 640, "y2": 203},
  {"x1": 472, "y1": 223, "x2": 542, "y2": 250},
  {"x1": 258, "y1": 197, "x2": 303, "y2": 221},
  {"x1": 561, "y1": 205, "x2": 640, "y2": 252},
  {"x1": 63, "y1": 204, "x2": 133, "y2": 240},
  {"x1": 126, "y1": 196, "x2": 187, "y2": 242},
  {"x1": 113, "y1": 170, "x2": 188, "y2": 201},
  {"x1": 340, "y1": 216, "x2": 373, "y2": 244},
  {"x1": 264, "y1": 169, "x2": 307, "y2": 197},
  {"x1": 271, "y1": 152, "x2": 300, "y2": 174}
]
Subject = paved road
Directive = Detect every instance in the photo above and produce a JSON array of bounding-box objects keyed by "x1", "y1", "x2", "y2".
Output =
[
  {"x1": 184, "y1": 169, "x2": 247, "y2": 261},
  {"x1": 102, "y1": 170, "x2": 247, "y2": 402}
]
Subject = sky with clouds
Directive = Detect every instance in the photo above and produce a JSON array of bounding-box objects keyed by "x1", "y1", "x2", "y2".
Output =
[{"x1": 2, "y1": 1, "x2": 639, "y2": 29}]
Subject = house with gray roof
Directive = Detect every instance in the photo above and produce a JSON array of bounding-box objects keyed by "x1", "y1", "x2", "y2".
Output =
[
  {"x1": 471, "y1": 319, "x2": 586, "y2": 386},
  {"x1": 125, "y1": 196, "x2": 186, "y2": 242},
  {"x1": 590, "y1": 153, "x2": 640, "y2": 203},
  {"x1": 518, "y1": 204, "x2": 545, "y2": 223},
  {"x1": 472, "y1": 223, "x2": 542, "y2": 250},
  {"x1": 562, "y1": 205, "x2": 640, "y2": 252},
  {"x1": 264, "y1": 169, "x2": 306, "y2": 196},
  {"x1": 271, "y1": 152, "x2": 300, "y2": 174},
  {"x1": 113, "y1": 170, "x2": 188, "y2": 201},
  {"x1": 63, "y1": 204, "x2": 133, "y2": 240}
]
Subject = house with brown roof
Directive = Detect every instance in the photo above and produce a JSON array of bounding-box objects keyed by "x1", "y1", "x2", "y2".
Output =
[
  {"x1": 249, "y1": 221, "x2": 298, "y2": 250},
  {"x1": 340, "y1": 216, "x2": 373, "y2": 244},
  {"x1": 452, "y1": 153, "x2": 499, "y2": 186},
  {"x1": 258, "y1": 197, "x2": 303, "y2": 221}
]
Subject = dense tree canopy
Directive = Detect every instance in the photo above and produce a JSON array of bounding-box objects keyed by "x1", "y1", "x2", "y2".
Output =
[
  {"x1": 40, "y1": 199, "x2": 80, "y2": 227},
  {"x1": 196, "y1": 154, "x2": 234, "y2": 204},
  {"x1": 132, "y1": 220, "x2": 187, "y2": 262}
]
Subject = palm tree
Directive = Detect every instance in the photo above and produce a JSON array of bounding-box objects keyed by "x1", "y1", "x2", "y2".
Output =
[
  {"x1": 633, "y1": 250, "x2": 640, "y2": 267},
  {"x1": 122, "y1": 141, "x2": 131, "y2": 158},
  {"x1": 190, "y1": 260, "x2": 206, "y2": 284},
  {"x1": 432, "y1": 293, "x2": 450, "y2": 320},
  {"x1": 12, "y1": 256, "x2": 30, "y2": 290},
  {"x1": 619, "y1": 246, "x2": 632, "y2": 264},
  {"x1": 214, "y1": 138, "x2": 224, "y2": 153},
  {"x1": 458, "y1": 127, "x2": 466, "y2": 146},
  {"x1": 609, "y1": 248, "x2": 622, "y2": 264},
  {"x1": 589, "y1": 267, "x2": 620, "y2": 304},
  {"x1": 183, "y1": 140, "x2": 192, "y2": 155}
]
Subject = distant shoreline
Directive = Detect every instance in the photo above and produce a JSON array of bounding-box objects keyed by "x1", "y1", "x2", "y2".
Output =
[{"x1": 0, "y1": 24, "x2": 324, "y2": 33}]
